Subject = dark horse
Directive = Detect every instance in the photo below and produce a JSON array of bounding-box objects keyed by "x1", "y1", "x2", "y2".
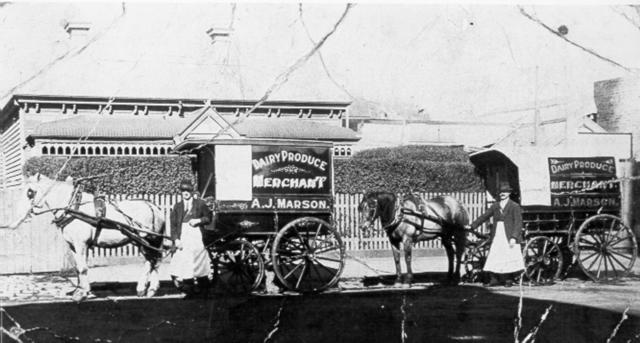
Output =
[{"x1": 358, "y1": 191, "x2": 469, "y2": 286}]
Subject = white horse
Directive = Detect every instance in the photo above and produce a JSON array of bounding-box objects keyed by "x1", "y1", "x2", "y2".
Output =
[{"x1": 9, "y1": 174, "x2": 168, "y2": 302}]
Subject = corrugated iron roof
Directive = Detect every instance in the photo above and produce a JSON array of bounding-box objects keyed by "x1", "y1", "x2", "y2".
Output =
[
  {"x1": 30, "y1": 115, "x2": 186, "y2": 140},
  {"x1": 234, "y1": 119, "x2": 359, "y2": 141},
  {"x1": 29, "y1": 115, "x2": 359, "y2": 141}
]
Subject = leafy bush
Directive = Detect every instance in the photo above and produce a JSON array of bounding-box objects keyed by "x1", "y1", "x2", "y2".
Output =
[
  {"x1": 352, "y1": 145, "x2": 470, "y2": 163},
  {"x1": 24, "y1": 156, "x2": 194, "y2": 194},
  {"x1": 335, "y1": 145, "x2": 483, "y2": 193}
]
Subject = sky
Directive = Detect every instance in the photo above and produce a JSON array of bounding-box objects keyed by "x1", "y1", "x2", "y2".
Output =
[{"x1": 0, "y1": 2, "x2": 638, "y2": 121}]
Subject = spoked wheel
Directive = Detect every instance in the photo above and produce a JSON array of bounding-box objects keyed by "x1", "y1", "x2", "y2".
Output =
[
  {"x1": 461, "y1": 239, "x2": 490, "y2": 283},
  {"x1": 272, "y1": 217, "x2": 345, "y2": 293},
  {"x1": 524, "y1": 236, "x2": 564, "y2": 284},
  {"x1": 574, "y1": 214, "x2": 638, "y2": 282},
  {"x1": 209, "y1": 239, "x2": 265, "y2": 294}
]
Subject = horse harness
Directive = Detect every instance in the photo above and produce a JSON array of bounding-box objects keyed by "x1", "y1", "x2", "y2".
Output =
[
  {"x1": 391, "y1": 195, "x2": 449, "y2": 234},
  {"x1": 367, "y1": 194, "x2": 443, "y2": 233},
  {"x1": 28, "y1": 186, "x2": 169, "y2": 253}
]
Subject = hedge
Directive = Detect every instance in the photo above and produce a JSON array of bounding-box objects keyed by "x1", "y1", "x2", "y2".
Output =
[
  {"x1": 352, "y1": 145, "x2": 470, "y2": 163},
  {"x1": 24, "y1": 145, "x2": 484, "y2": 195},
  {"x1": 24, "y1": 156, "x2": 194, "y2": 194},
  {"x1": 335, "y1": 145, "x2": 483, "y2": 193},
  {"x1": 334, "y1": 159, "x2": 483, "y2": 193}
]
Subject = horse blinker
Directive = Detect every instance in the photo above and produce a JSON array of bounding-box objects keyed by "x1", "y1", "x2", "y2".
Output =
[{"x1": 26, "y1": 188, "x2": 36, "y2": 200}]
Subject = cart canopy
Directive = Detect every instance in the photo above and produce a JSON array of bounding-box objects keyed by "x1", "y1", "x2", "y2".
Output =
[{"x1": 470, "y1": 132, "x2": 632, "y2": 207}]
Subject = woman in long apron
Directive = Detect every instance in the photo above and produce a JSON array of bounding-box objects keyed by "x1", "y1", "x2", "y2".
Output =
[
  {"x1": 467, "y1": 183, "x2": 525, "y2": 287},
  {"x1": 169, "y1": 179, "x2": 213, "y2": 297}
]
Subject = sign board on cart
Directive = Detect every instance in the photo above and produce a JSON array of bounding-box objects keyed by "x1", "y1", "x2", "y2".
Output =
[
  {"x1": 548, "y1": 156, "x2": 620, "y2": 209},
  {"x1": 215, "y1": 143, "x2": 333, "y2": 212}
]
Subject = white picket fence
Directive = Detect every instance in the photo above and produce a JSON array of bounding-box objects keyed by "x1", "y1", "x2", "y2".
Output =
[
  {"x1": 0, "y1": 191, "x2": 486, "y2": 274},
  {"x1": 91, "y1": 192, "x2": 486, "y2": 258}
]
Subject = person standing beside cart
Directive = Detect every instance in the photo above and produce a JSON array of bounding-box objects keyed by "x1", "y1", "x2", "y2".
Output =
[
  {"x1": 169, "y1": 179, "x2": 213, "y2": 297},
  {"x1": 467, "y1": 183, "x2": 525, "y2": 287}
]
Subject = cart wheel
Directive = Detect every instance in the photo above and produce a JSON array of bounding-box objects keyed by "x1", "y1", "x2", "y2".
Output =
[
  {"x1": 272, "y1": 217, "x2": 345, "y2": 293},
  {"x1": 462, "y1": 239, "x2": 490, "y2": 283},
  {"x1": 524, "y1": 236, "x2": 563, "y2": 284},
  {"x1": 574, "y1": 214, "x2": 638, "y2": 282},
  {"x1": 209, "y1": 239, "x2": 265, "y2": 294}
]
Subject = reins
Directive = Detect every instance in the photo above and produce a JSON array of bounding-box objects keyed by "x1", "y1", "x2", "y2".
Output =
[
  {"x1": 28, "y1": 182, "x2": 172, "y2": 254},
  {"x1": 364, "y1": 193, "x2": 454, "y2": 235}
]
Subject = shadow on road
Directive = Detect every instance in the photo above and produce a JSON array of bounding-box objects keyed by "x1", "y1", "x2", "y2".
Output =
[{"x1": 2, "y1": 278, "x2": 639, "y2": 343}]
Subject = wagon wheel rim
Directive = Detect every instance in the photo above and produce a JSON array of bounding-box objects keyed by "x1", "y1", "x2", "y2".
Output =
[
  {"x1": 209, "y1": 239, "x2": 265, "y2": 294},
  {"x1": 272, "y1": 217, "x2": 345, "y2": 293},
  {"x1": 462, "y1": 239, "x2": 490, "y2": 283},
  {"x1": 524, "y1": 236, "x2": 563, "y2": 284},
  {"x1": 574, "y1": 214, "x2": 638, "y2": 282}
]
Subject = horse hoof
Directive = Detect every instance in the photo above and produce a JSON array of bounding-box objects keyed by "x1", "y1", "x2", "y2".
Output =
[
  {"x1": 402, "y1": 283, "x2": 412, "y2": 289},
  {"x1": 137, "y1": 290, "x2": 146, "y2": 297},
  {"x1": 72, "y1": 292, "x2": 87, "y2": 303},
  {"x1": 146, "y1": 290, "x2": 157, "y2": 298}
]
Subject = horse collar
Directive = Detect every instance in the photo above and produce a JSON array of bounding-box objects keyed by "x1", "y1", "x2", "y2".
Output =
[{"x1": 380, "y1": 196, "x2": 402, "y2": 231}]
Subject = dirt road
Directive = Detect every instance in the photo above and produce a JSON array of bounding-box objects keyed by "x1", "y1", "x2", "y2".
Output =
[
  {"x1": 2, "y1": 256, "x2": 639, "y2": 342},
  {"x1": 2, "y1": 272, "x2": 640, "y2": 343}
]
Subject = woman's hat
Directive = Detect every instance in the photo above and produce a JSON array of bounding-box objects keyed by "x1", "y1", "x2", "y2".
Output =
[
  {"x1": 179, "y1": 179, "x2": 193, "y2": 192},
  {"x1": 498, "y1": 183, "x2": 513, "y2": 193}
]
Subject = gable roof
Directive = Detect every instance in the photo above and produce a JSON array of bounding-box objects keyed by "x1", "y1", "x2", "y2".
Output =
[{"x1": 175, "y1": 106, "x2": 241, "y2": 141}]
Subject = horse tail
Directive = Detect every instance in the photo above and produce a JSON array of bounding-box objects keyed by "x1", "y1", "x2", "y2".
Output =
[
  {"x1": 441, "y1": 195, "x2": 469, "y2": 226},
  {"x1": 442, "y1": 196, "x2": 469, "y2": 256},
  {"x1": 147, "y1": 202, "x2": 165, "y2": 233},
  {"x1": 140, "y1": 201, "x2": 167, "y2": 257}
]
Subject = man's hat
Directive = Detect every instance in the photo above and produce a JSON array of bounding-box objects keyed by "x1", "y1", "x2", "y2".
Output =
[
  {"x1": 179, "y1": 179, "x2": 193, "y2": 192},
  {"x1": 498, "y1": 183, "x2": 513, "y2": 193}
]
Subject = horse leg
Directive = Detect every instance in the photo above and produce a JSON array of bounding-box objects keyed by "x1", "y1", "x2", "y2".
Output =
[
  {"x1": 146, "y1": 259, "x2": 160, "y2": 297},
  {"x1": 403, "y1": 237, "x2": 413, "y2": 288},
  {"x1": 391, "y1": 244, "x2": 403, "y2": 286},
  {"x1": 64, "y1": 243, "x2": 81, "y2": 296},
  {"x1": 137, "y1": 247, "x2": 161, "y2": 297},
  {"x1": 443, "y1": 239, "x2": 455, "y2": 283},
  {"x1": 72, "y1": 244, "x2": 91, "y2": 302},
  {"x1": 453, "y1": 232, "x2": 466, "y2": 283},
  {"x1": 136, "y1": 259, "x2": 158, "y2": 297}
]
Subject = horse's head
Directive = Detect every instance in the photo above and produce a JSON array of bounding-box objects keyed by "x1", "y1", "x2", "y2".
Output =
[
  {"x1": 7, "y1": 173, "x2": 72, "y2": 229},
  {"x1": 357, "y1": 193, "x2": 379, "y2": 232}
]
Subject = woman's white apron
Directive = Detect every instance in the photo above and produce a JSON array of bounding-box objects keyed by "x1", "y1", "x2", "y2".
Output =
[
  {"x1": 484, "y1": 222, "x2": 525, "y2": 273},
  {"x1": 169, "y1": 223, "x2": 211, "y2": 280}
]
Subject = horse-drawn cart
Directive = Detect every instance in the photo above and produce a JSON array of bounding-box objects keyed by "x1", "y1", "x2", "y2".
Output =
[
  {"x1": 466, "y1": 147, "x2": 638, "y2": 283},
  {"x1": 172, "y1": 139, "x2": 345, "y2": 294}
]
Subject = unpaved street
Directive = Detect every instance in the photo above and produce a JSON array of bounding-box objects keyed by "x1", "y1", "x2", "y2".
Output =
[{"x1": 2, "y1": 270, "x2": 639, "y2": 343}]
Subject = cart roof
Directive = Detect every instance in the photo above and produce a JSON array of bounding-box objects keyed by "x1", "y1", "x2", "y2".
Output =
[{"x1": 470, "y1": 132, "x2": 632, "y2": 206}]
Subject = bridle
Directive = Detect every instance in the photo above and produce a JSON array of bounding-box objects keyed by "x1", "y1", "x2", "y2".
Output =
[
  {"x1": 25, "y1": 185, "x2": 86, "y2": 227},
  {"x1": 358, "y1": 198, "x2": 379, "y2": 232},
  {"x1": 359, "y1": 196, "x2": 402, "y2": 233}
]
